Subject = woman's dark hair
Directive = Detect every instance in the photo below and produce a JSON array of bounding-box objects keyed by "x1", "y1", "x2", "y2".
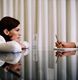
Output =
[{"x1": 0, "y1": 16, "x2": 20, "y2": 41}]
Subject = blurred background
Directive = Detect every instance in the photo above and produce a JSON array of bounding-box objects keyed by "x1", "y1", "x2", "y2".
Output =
[{"x1": 0, "y1": 0, "x2": 78, "y2": 80}]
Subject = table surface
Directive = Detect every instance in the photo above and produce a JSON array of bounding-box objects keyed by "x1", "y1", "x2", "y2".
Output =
[
  {"x1": 51, "y1": 48, "x2": 78, "y2": 80},
  {"x1": 53, "y1": 48, "x2": 78, "y2": 57}
]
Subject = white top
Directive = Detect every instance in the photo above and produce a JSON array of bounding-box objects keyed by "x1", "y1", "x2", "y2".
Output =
[
  {"x1": 0, "y1": 35, "x2": 6, "y2": 66},
  {"x1": 0, "y1": 35, "x2": 29, "y2": 66}
]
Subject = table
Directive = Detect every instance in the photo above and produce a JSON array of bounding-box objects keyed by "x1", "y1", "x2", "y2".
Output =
[{"x1": 52, "y1": 48, "x2": 78, "y2": 80}]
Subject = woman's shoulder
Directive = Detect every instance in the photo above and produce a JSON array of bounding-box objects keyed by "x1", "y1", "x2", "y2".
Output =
[{"x1": 0, "y1": 35, "x2": 6, "y2": 43}]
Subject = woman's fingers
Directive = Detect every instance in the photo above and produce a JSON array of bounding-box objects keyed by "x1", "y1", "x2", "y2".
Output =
[{"x1": 56, "y1": 42, "x2": 64, "y2": 48}]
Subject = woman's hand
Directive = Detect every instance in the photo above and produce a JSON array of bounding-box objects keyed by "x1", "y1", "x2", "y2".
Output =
[
  {"x1": 13, "y1": 38, "x2": 27, "y2": 50},
  {"x1": 55, "y1": 41, "x2": 76, "y2": 48}
]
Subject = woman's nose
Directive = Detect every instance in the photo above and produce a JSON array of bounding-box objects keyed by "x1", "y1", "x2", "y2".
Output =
[{"x1": 19, "y1": 34, "x2": 21, "y2": 36}]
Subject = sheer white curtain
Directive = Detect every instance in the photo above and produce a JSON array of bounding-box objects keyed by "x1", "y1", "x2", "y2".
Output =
[{"x1": 0, "y1": 0, "x2": 78, "y2": 80}]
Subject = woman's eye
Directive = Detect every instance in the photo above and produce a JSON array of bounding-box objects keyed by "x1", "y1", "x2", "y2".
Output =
[{"x1": 16, "y1": 29, "x2": 20, "y2": 31}]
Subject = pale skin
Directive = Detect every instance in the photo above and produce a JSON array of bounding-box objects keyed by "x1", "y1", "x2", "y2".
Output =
[
  {"x1": 55, "y1": 40, "x2": 76, "y2": 61},
  {"x1": 55, "y1": 35, "x2": 76, "y2": 48},
  {"x1": 56, "y1": 41, "x2": 76, "y2": 48}
]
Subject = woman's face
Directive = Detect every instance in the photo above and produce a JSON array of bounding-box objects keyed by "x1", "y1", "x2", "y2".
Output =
[{"x1": 8, "y1": 25, "x2": 21, "y2": 41}]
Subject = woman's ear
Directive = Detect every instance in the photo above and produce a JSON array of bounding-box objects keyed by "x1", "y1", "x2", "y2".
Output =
[{"x1": 3, "y1": 29, "x2": 9, "y2": 35}]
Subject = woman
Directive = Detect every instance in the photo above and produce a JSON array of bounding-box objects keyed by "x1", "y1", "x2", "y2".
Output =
[{"x1": 0, "y1": 16, "x2": 29, "y2": 77}]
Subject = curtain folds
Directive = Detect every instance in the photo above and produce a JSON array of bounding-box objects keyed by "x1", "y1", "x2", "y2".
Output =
[{"x1": 0, "y1": 0, "x2": 77, "y2": 80}]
